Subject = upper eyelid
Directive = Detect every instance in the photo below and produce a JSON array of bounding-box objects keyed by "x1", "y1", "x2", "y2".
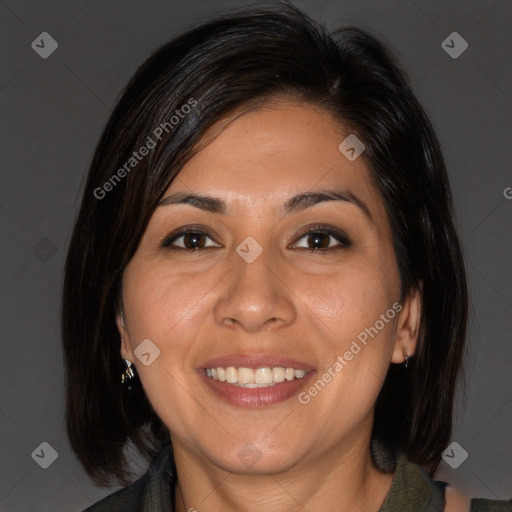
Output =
[
  {"x1": 291, "y1": 227, "x2": 351, "y2": 248},
  {"x1": 163, "y1": 225, "x2": 350, "y2": 247}
]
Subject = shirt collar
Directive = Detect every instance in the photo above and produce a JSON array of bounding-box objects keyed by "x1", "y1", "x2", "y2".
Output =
[
  {"x1": 140, "y1": 442, "x2": 176, "y2": 511},
  {"x1": 138, "y1": 441, "x2": 445, "y2": 512}
]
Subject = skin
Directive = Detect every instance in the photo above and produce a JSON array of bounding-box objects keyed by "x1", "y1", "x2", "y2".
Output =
[
  {"x1": 117, "y1": 100, "x2": 424, "y2": 512},
  {"x1": 445, "y1": 486, "x2": 471, "y2": 512}
]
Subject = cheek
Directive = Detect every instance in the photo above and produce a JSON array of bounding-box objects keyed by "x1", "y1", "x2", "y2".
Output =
[
  {"x1": 121, "y1": 263, "x2": 218, "y2": 430},
  {"x1": 121, "y1": 262, "x2": 207, "y2": 399},
  {"x1": 123, "y1": 260, "x2": 218, "y2": 343},
  {"x1": 294, "y1": 267, "x2": 398, "y2": 411},
  {"x1": 297, "y1": 264, "x2": 397, "y2": 346}
]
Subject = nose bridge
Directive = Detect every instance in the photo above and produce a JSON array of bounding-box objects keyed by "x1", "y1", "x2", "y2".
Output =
[
  {"x1": 231, "y1": 233, "x2": 278, "y2": 298},
  {"x1": 214, "y1": 232, "x2": 295, "y2": 331}
]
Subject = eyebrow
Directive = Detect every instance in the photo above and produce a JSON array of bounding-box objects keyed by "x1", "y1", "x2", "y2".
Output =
[{"x1": 158, "y1": 188, "x2": 374, "y2": 224}]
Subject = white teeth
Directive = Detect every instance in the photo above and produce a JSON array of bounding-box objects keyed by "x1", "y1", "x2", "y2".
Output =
[
  {"x1": 238, "y1": 367, "x2": 255, "y2": 384},
  {"x1": 205, "y1": 366, "x2": 307, "y2": 386},
  {"x1": 226, "y1": 366, "x2": 237, "y2": 383},
  {"x1": 272, "y1": 367, "x2": 285, "y2": 382},
  {"x1": 255, "y1": 367, "x2": 273, "y2": 384}
]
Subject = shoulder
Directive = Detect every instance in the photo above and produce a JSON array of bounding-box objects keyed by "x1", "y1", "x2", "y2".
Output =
[
  {"x1": 82, "y1": 477, "x2": 145, "y2": 511},
  {"x1": 444, "y1": 484, "x2": 512, "y2": 512},
  {"x1": 374, "y1": 441, "x2": 512, "y2": 512},
  {"x1": 470, "y1": 497, "x2": 512, "y2": 512},
  {"x1": 82, "y1": 476, "x2": 146, "y2": 511},
  {"x1": 444, "y1": 485, "x2": 470, "y2": 512},
  {"x1": 81, "y1": 442, "x2": 176, "y2": 512}
]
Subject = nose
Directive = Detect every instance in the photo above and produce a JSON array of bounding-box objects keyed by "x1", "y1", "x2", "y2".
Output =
[{"x1": 213, "y1": 243, "x2": 297, "y2": 333}]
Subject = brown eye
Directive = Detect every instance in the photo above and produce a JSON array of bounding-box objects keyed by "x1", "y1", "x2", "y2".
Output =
[
  {"x1": 162, "y1": 230, "x2": 221, "y2": 250},
  {"x1": 292, "y1": 226, "x2": 351, "y2": 252},
  {"x1": 305, "y1": 232, "x2": 331, "y2": 249}
]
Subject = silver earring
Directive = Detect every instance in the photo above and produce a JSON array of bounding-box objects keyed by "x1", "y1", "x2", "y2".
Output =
[
  {"x1": 403, "y1": 346, "x2": 411, "y2": 368},
  {"x1": 121, "y1": 359, "x2": 135, "y2": 384}
]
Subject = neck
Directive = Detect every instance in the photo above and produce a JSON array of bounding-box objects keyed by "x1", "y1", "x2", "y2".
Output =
[{"x1": 172, "y1": 428, "x2": 393, "y2": 512}]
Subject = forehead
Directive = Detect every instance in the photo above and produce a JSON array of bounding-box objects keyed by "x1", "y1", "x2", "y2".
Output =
[{"x1": 163, "y1": 102, "x2": 385, "y2": 223}]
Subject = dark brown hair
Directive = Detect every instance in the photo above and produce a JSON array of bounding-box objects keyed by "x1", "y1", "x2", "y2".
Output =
[{"x1": 62, "y1": 2, "x2": 468, "y2": 487}]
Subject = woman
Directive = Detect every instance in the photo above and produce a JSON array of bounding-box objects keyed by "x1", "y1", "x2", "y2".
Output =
[{"x1": 62, "y1": 3, "x2": 512, "y2": 511}]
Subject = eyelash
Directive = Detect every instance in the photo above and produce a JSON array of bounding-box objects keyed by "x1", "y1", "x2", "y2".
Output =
[{"x1": 162, "y1": 223, "x2": 352, "y2": 253}]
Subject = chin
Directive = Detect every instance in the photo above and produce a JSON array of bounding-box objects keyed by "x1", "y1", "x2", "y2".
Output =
[{"x1": 203, "y1": 440, "x2": 304, "y2": 475}]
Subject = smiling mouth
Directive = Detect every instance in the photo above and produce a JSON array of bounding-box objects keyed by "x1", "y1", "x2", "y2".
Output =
[{"x1": 205, "y1": 366, "x2": 307, "y2": 387}]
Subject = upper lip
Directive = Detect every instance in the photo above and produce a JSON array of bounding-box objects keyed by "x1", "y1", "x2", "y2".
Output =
[{"x1": 200, "y1": 353, "x2": 315, "y2": 371}]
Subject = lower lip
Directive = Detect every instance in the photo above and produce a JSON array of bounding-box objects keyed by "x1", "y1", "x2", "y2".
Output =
[{"x1": 199, "y1": 370, "x2": 315, "y2": 407}]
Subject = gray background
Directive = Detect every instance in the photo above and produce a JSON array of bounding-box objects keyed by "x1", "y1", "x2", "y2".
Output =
[{"x1": 1, "y1": 0, "x2": 511, "y2": 510}]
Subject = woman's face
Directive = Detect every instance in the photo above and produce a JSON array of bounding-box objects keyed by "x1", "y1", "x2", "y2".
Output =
[{"x1": 118, "y1": 101, "x2": 420, "y2": 474}]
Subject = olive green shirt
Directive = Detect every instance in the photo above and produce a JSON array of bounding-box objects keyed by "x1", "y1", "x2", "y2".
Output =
[{"x1": 83, "y1": 443, "x2": 512, "y2": 511}]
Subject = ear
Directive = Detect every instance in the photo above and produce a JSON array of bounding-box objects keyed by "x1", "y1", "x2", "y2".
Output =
[
  {"x1": 116, "y1": 310, "x2": 133, "y2": 361},
  {"x1": 391, "y1": 285, "x2": 422, "y2": 364}
]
